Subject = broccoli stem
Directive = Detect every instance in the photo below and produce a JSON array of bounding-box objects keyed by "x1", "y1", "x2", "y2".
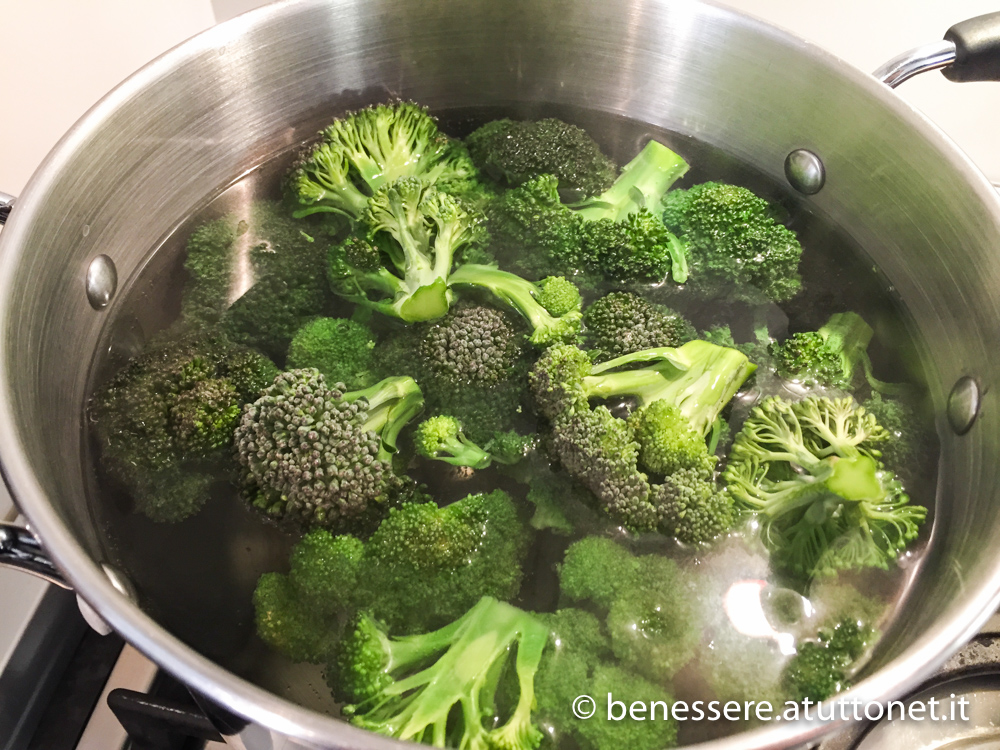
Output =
[
  {"x1": 573, "y1": 141, "x2": 689, "y2": 222},
  {"x1": 346, "y1": 376, "x2": 425, "y2": 458}
]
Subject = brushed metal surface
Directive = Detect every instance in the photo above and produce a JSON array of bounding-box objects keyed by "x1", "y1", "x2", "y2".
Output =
[{"x1": 1, "y1": 1, "x2": 1000, "y2": 748}]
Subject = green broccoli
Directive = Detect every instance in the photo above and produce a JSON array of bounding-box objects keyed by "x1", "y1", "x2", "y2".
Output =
[
  {"x1": 724, "y1": 396, "x2": 927, "y2": 578},
  {"x1": 466, "y1": 117, "x2": 618, "y2": 196},
  {"x1": 419, "y1": 303, "x2": 519, "y2": 386},
  {"x1": 653, "y1": 468, "x2": 735, "y2": 545},
  {"x1": 628, "y1": 400, "x2": 716, "y2": 476},
  {"x1": 179, "y1": 218, "x2": 237, "y2": 329},
  {"x1": 782, "y1": 617, "x2": 877, "y2": 702},
  {"x1": 91, "y1": 333, "x2": 278, "y2": 522},
  {"x1": 286, "y1": 317, "x2": 375, "y2": 389},
  {"x1": 862, "y1": 392, "x2": 928, "y2": 482},
  {"x1": 662, "y1": 181, "x2": 803, "y2": 302},
  {"x1": 253, "y1": 572, "x2": 342, "y2": 664},
  {"x1": 233, "y1": 369, "x2": 424, "y2": 531},
  {"x1": 558, "y1": 538, "x2": 700, "y2": 682},
  {"x1": 413, "y1": 415, "x2": 493, "y2": 469},
  {"x1": 489, "y1": 141, "x2": 690, "y2": 283},
  {"x1": 770, "y1": 312, "x2": 877, "y2": 390},
  {"x1": 536, "y1": 275, "x2": 583, "y2": 317},
  {"x1": 287, "y1": 102, "x2": 478, "y2": 222},
  {"x1": 333, "y1": 596, "x2": 548, "y2": 750},
  {"x1": 328, "y1": 178, "x2": 488, "y2": 322},
  {"x1": 484, "y1": 430, "x2": 535, "y2": 466},
  {"x1": 522, "y1": 469, "x2": 601, "y2": 535},
  {"x1": 449, "y1": 264, "x2": 583, "y2": 346},
  {"x1": 584, "y1": 292, "x2": 696, "y2": 361}
]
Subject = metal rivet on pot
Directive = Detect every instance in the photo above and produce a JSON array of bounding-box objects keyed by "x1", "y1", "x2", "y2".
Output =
[
  {"x1": 947, "y1": 375, "x2": 980, "y2": 435},
  {"x1": 102, "y1": 564, "x2": 137, "y2": 602},
  {"x1": 86, "y1": 255, "x2": 117, "y2": 310},
  {"x1": 784, "y1": 149, "x2": 825, "y2": 195}
]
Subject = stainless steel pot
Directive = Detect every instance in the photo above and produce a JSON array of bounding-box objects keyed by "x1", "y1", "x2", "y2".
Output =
[{"x1": 3, "y1": 1, "x2": 1000, "y2": 748}]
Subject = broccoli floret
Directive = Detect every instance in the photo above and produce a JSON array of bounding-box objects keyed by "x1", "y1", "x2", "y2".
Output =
[
  {"x1": 489, "y1": 141, "x2": 690, "y2": 283},
  {"x1": 333, "y1": 597, "x2": 548, "y2": 750},
  {"x1": 584, "y1": 292, "x2": 696, "y2": 361},
  {"x1": 628, "y1": 400, "x2": 715, "y2": 476},
  {"x1": 466, "y1": 118, "x2": 617, "y2": 196},
  {"x1": 287, "y1": 531, "x2": 366, "y2": 614},
  {"x1": 287, "y1": 102, "x2": 478, "y2": 222},
  {"x1": 576, "y1": 665, "x2": 679, "y2": 750},
  {"x1": 179, "y1": 218, "x2": 237, "y2": 329},
  {"x1": 419, "y1": 303, "x2": 519, "y2": 386},
  {"x1": 484, "y1": 430, "x2": 535, "y2": 465},
  {"x1": 862, "y1": 392, "x2": 927, "y2": 482},
  {"x1": 413, "y1": 415, "x2": 493, "y2": 469},
  {"x1": 91, "y1": 333, "x2": 278, "y2": 522},
  {"x1": 531, "y1": 340, "x2": 755, "y2": 435},
  {"x1": 328, "y1": 178, "x2": 488, "y2": 322},
  {"x1": 536, "y1": 276, "x2": 583, "y2": 317},
  {"x1": 286, "y1": 317, "x2": 376, "y2": 390},
  {"x1": 702, "y1": 324, "x2": 772, "y2": 368},
  {"x1": 214, "y1": 202, "x2": 334, "y2": 359},
  {"x1": 449, "y1": 264, "x2": 583, "y2": 346},
  {"x1": 662, "y1": 181, "x2": 803, "y2": 302},
  {"x1": 724, "y1": 396, "x2": 928, "y2": 578},
  {"x1": 782, "y1": 617, "x2": 877, "y2": 702},
  {"x1": 523, "y1": 469, "x2": 600, "y2": 535},
  {"x1": 558, "y1": 539, "x2": 699, "y2": 683},
  {"x1": 233, "y1": 369, "x2": 423, "y2": 532},
  {"x1": 653, "y1": 468, "x2": 735, "y2": 545},
  {"x1": 770, "y1": 312, "x2": 875, "y2": 390},
  {"x1": 253, "y1": 572, "x2": 341, "y2": 664}
]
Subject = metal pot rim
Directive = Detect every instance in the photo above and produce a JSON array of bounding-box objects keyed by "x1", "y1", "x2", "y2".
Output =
[{"x1": 2, "y1": 1, "x2": 999, "y2": 747}]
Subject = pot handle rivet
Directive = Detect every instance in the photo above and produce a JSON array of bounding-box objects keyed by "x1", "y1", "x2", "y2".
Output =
[
  {"x1": 947, "y1": 375, "x2": 981, "y2": 435},
  {"x1": 86, "y1": 255, "x2": 118, "y2": 310},
  {"x1": 784, "y1": 150, "x2": 825, "y2": 195}
]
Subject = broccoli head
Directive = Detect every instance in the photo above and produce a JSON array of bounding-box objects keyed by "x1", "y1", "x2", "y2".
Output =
[
  {"x1": 466, "y1": 117, "x2": 617, "y2": 197},
  {"x1": 91, "y1": 333, "x2": 278, "y2": 522},
  {"x1": 328, "y1": 178, "x2": 488, "y2": 322},
  {"x1": 584, "y1": 292, "x2": 696, "y2": 361},
  {"x1": 233, "y1": 369, "x2": 423, "y2": 532},
  {"x1": 652, "y1": 468, "x2": 735, "y2": 545},
  {"x1": 662, "y1": 181, "x2": 803, "y2": 302},
  {"x1": 253, "y1": 571, "x2": 342, "y2": 664},
  {"x1": 419, "y1": 303, "x2": 519, "y2": 386},
  {"x1": 628, "y1": 399, "x2": 716, "y2": 476},
  {"x1": 287, "y1": 102, "x2": 478, "y2": 222},
  {"x1": 179, "y1": 218, "x2": 237, "y2": 329},
  {"x1": 782, "y1": 617, "x2": 877, "y2": 702},
  {"x1": 770, "y1": 312, "x2": 875, "y2": 390},
  {"x1": 333, "y1": 597, "x2": 548, "y2": 750},
  {"x1": 413, "y1": 415, "x2": 492, "y2": 469},
  {"x1": 286, "y1": 317, "x2": 376, "y2": 390},
  {"x1": 724, "y1": 396, "x2": 927, "y2": 578},
  {"x1": 862, "y1": 392, "x2": 928, "y2": 483},
  {"x1": 536, "y1": 276, "x2": 583, "y2": 317}
]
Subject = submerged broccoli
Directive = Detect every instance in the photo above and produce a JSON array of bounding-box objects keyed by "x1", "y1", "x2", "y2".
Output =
[
  {"x1": 628, "y1": 400, "x2": 716, "y2": 477},
  {"x1": 179, "y1": 218, "x2": 237, "y2": 329},
  {"x1": 584, "y1": 292, "x2": 695, "y2": 361},
  {"x1": 91, "y1": 333, "x2": 278, "y2": 522},
  {"x1": 328, "y1": 178, "x2": 488, "y2": 322},
  {"x1": 558, "y1": 538, "x2": 700, "y2": 683},
  {"x1": 724, "y1": 396, "x2": 927, "y2": 578},
  {"x1": 419, "y1": 303, "x2": 519, "y2": 386},
  {"x1": 862, "y1": 392, "x2": 928, "y2": 482},
  {"x1": 489, "y1": 141, "x2": 690, "y2": 283},
  {"x1": 782, "y1": 617, "x2": 877, "y2": 702},
  {"x1": 333, "y1": 597, "x2": 548, "y2": 750},
  {"x1": 234, "y1": 369, "x2": 424, "y2": 532},
  {"x1": 662, "y1": 181, "x2": 803, "y2": 302},
  {"x1": 286, "y1": 317, "x2": 376, "y2": 389},
  {"x1": 449, "y1": 264, "x2": 583, "y2": 346},
  {"x1": 466, "y1": 117, "x2": 617, "y2": 197},
  {"x1": 413, "y1": 416, "x2": 531, "y2": 470},
  {"x1": 770, "y1": 312, "x2": 875, "y2": 390},
  {"x1": 252, "y1": 489, "x2": 529, "y2": 657},
  {"x1": 288, "y1": 102, "x2": 477, "y2": 222}
]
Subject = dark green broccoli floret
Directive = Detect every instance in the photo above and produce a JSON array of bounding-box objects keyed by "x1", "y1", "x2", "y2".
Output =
[
  {"x1": 536, "y1": 276, "x2": 583, "y2": 317},
  {"x1": 489, "y1": 141, "x2": 690, "y2": 283},
  {"x1": 653, "y1": 468, "x2": 735, "y2": 545},
  {"x1": 419, "y1": 303, "x2": 519, "y2": 385},
  {"x1": 287, "y1": 532, "x2": 366, "y2": 614},
  {"x1": 91, "y1": 333, "x2": 278, "y2": 522},
  {"x1": 253, "y1": 572, "x2": 341, "y2": 664},
  {"x1": 466, "y1": 117, "x2": 617, "y2": 196},
  {"x1": 577, "y1": 665, "x2": 679, "y2": 750},
  {"x1": 559, "y1": 539, "x2": 699, "y2": 683},
  {"x1": 286, "y1": 317, "x2": 376, "y2": 389},
  {"x1": 584, "y1": 292, "x2": 696, "y2": 361},
  {"x1": 782, "y1": 617, "x2": 877, "y2": 702},
  {"x1": 217, "y1": 201, "x2": 334, "y2": 359},
  {"x1": 484, "y1": 430, "x2": 535, "y2": 465},
  {"x1": 628, "y1": 400, "x2": 715, "y2": 476},
  {"x1": 328, "y1": 178, "x2": 488, "y2": 322},
  {"x1": 662, "y1": 181, "x2": 803, "y2": 302},
  {"x1": 522, "y1": 469, "x2": 600, "y2": 535},
  {"x1": 770, "y1": 312, "x2": 876, "y2": 390},
  {"x1": 724, "y1": 396, "x2": 927, "y2": 578},
  {"x1": 287, "y1": 102, "x2": 478, "y2": 222},
  {"x1": 862, "y1": 393, "x2": 927, "y2": 481},
  {"x1": 333, "y1": 597, "x2": 548, "y2": 750},
  {"x1": 234, "y1": 369, "x2": 423, "y2": 532},
  {"x1": 179, "y1": 218, "x2": 237, "y2": 329},
  {"x1": 449, "y1": 264, "x2": 583, "y2": 346}
]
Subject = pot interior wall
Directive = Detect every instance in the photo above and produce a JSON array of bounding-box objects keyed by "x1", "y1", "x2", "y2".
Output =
[{"x1": 2, "y1": 0, "x2": 1000, "y2": 743}]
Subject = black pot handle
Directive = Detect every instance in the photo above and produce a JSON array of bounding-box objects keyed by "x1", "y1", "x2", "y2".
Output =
[
  {"x1": 874, "y1": 12, "x2": 1000, "y2": 88},
  {"x1": 0, "y1": 192, "x2": 13, "y2": 225},
  {"x1": 944, "y1": 12, "x2": 1000, "y2": 82}
]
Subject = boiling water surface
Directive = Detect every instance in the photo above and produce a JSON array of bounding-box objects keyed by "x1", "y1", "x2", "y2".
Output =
[{"x1": 83, "y1": 105, "x2": 938, "y2": 744}]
